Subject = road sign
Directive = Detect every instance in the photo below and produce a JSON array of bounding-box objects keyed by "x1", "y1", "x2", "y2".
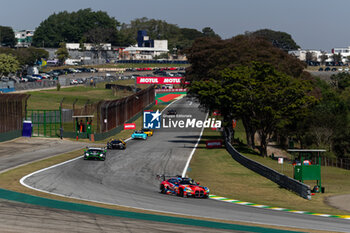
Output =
[{"x1": 278, "y1": 158, "x2": 284, "y2": 164}]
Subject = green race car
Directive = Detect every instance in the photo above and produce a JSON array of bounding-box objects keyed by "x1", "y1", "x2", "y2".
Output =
[{"x1": 83, "y1": 147, "x2": 106, "y2": 161}]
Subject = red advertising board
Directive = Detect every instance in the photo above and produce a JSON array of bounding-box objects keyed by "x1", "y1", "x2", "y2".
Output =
[
  {"x1": 124, "y1": 123, "x2": 136, "y2": 130},
  {"x1": 205, "y1": 140, "x2": 223, "y2": 149},
  {"x1": 137, "y1": 77, "x2": 183, "y2": 84}
]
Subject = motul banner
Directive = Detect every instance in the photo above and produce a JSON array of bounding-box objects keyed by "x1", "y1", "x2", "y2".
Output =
[
  {"x1": 124, "y1": 123, "x2": 136, "y2": 130},
  {"x1": 205, "y1": 140, "x2": 223, "y2": 149},
  {"x1": 137, "y1": 77, "x2": 183, "y2": 84}
]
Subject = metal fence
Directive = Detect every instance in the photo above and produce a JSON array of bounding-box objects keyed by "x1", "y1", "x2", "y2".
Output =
[
  {"x1": 27, "y1": 109, "x2": 61, "y2": 137},
  {"x1": 224, "y1": 127, "x2": 311, "y2": 200},
  {"x1": 0, "y1": 93, "x2": 30, "y2": 133},
  {"x1": 98, "y1": 85, "x2": 155, "y2": 133},
  {"x1": 68, "y1": 85, "x2": 155, "y2": 135},
  {"x1": 321, "y1": 157, "x2": 350, "y2": 170}
]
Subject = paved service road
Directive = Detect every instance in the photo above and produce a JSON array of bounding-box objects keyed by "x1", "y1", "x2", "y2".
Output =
[
  {"x1": 23, "y1": 98, "x2": 350, "y2": 233},
  {"x1": 0, "y1": 137, "x2": 90, "y2": 173}
]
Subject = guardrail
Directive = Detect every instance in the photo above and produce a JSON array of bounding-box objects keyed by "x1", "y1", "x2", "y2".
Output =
[{"x1": 224, "y1": 128, "x2": 311, "y2": 200}]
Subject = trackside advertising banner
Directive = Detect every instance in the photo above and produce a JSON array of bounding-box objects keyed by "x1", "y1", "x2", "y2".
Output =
[
  {"x1": 124, "y1": 123, "x2": 136, "y2": 130},
  {"x1": 155, "y1": 88, "x2": 187, "y2": 93},
  {"x1": 137, "y1": 77, "x2": 183, "y2": 84}
]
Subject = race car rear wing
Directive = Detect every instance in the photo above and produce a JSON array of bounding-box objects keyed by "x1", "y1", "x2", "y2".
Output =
[{"x1": 156, "y1": 174, "x2": 182, "y2": 181}]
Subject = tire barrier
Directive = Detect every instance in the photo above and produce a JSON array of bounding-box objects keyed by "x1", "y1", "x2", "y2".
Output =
[{"x1": 224, "y1": 128, "x2": 311, "y2": 200}]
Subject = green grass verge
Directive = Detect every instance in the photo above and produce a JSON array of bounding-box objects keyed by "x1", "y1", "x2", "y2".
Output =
[
  {"x1": 27, "y1": 80, "x2": 137, "y2": 110},
  {"x1": 188, "y1": 126, "x2": 350, "y2": 215}
]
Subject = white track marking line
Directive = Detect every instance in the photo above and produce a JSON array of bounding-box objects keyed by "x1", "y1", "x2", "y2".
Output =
[
  {"x1": 181, "y1": 112, "x2": 209, "y2": 177},
  {"x1": 20, "y1": 97, "x2": 184, "y2": 188}
]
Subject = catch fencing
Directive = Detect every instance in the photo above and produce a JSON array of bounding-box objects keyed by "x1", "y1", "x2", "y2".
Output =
[
  {"x1": 224, "y1": 128, "x2": 311, "y2": 200},
  {"x1": 0, "y1": 94, "x2": 30, "y2": 141},
  {"x1": 321, "y1": 157, "x2": 350, "y2": 170},
  {"x1": 62, "y1": 85, "x2": 155, "y2": 140},
  {"x1": 98, "y1": 85, "x2": 155, "y2": 133}
]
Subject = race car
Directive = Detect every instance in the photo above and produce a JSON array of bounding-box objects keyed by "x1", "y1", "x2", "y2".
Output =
[
  {"x1": 83, "y1": 147, "x2": 106, "y2": 161},
  {"x1": 107, "y1": 139, "x2": 126, "y2": 149},
  {"x1": 167, "y1": 109, "x2": 177, "y2": 116},
  {"x1": 142, "y1": 128, "x2": 153, "y2": 136},
  {"x1": 131, "y1": 130, "x2": 147, "y2": 140},
  {"x1": 159, "y1": 176, "x2": 209, "y2": 198}
]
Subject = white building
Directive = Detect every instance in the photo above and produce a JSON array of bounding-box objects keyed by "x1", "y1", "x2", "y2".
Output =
[
  {"x1": 121, "y1": 40, "x2": 168, "y2": 60},
  {"x1": 15, "y1": 30, "x2": 34, "y2": 47},
  {"x1": 65, "y1": 43, "x2": 112, "y2": 51},
  {"x1": 332, "y1": 47, "x2": 350, "y2": 63},
  {"x1": 289, "y1": 49, "x2": 333, "y2": 63}
]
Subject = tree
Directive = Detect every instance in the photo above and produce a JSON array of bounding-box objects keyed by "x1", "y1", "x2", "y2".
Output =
[
  {"x1": 305, "y1": 51, "x2": 316, "y2": 62},
  {"x1": 118, "y1": 17, "x2": 220, "y2": 51},
  {"x1": 0, "y1": 54, "x2": 20, "y2": 76},
  {"x1": 320, "y1": 52, "x2": 328, "y2": 65},
  {"x1": 33, "y1": 8, "x2": 120, "y2": 47},
  {"x1": 247, "y1": 29, "x2": 300, "y2": 51},
  {"x1": 0, "y1": 47, "x2": 48, "y2": 67},
  {"x1": 190, "y1": 62, "x2": 315, "y2": 156},
  {"x1": 186, "y1": 35, "x2": 306, "y2": 83},
  {"x1": 55, "y1": 43, "x2": 69, "y2": 65},
  {"x1": 187, "y1": 34, "x2": 314, "y2": 152},
  {"x1": 330, "y1": 72, "x2": 350, "y2": 90},
  {"x1": 0, "y1": 26, "x2": 16, "y2": 47},
  {"x1": 202, "y1": 27, "x2": 220, "y2": 38},
  {"x1": 332, "y1": 53, "x2": 342, "y2": 64}
]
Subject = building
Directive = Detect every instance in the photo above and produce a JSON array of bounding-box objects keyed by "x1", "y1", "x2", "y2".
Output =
[
  {"x1": 332, "y1": 47, "x2": 350, "y2": 63},
  {"x1": 15, "y1": 30, "x2": 34, "y2": 47},
  {"x1": 120, "y1": 30, "x2": 169, "y2": 60},
  {"x1": 289, "y1": 49, "x2": 333, "y2": 63},
  {"x1": 65, "y1": 43, "x2": 112, "y2": 51}
]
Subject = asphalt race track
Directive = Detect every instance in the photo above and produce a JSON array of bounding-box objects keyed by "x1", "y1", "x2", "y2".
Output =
[{"x1": 22, "y1": 97, "x2": 350, "y2": 232}]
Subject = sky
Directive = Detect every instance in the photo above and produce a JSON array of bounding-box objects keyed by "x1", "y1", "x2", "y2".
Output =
[{"x1": 1, "y1": 0, "x2": 349, "y2": 51}]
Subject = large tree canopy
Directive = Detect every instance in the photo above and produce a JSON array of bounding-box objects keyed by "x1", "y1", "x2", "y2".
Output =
[
  {"x1": 32, "y1": 8, "x2": 120, "y2": 47},
  {"x1": 190, "y1": 62, "x2": 315, "y2": 156},
  {"x1": 246, "y1": 29, "x2": 300, "y2": 51},
  {"x1": 0, "y1": 26, "x2": 16, "y2": 47},
  {"x1": 0, "y1": 54, "x2": 20, "y2": 76},
  {"x1": 0, "y1": 47, "x2": 48, "y2": 67},
  {"x1": 187, "y1": 34, "x2": 315, "y2": 156},
  {"x1": 186, "y1": 35, "x2": 306, "y2": 82}
]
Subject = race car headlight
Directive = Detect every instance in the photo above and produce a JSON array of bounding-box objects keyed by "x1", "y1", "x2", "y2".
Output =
[
  {"x1": 85, "y1": 153, "x2": 89, "y2": 156},
  {"x1": 204, "y1": 187, "x2": 210, "y2": 193}
]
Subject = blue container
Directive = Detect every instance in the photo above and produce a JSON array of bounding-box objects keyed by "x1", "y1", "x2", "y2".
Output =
[{"x1": 22, "y1": 120, "x2": 32, "y2": 137}]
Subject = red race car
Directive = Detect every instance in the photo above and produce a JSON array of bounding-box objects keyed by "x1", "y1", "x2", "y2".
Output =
[{"x1": 159, "y1": 176, "x2": 209, "y2": 198}]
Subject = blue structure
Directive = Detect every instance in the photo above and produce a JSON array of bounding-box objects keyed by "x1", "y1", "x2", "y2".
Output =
[
  {"x1": 137, "y1": 30, "x2": 154, "y2": 48},
  {"x1": 22, "y1": 120, "x2": 32, "y2": 137}
]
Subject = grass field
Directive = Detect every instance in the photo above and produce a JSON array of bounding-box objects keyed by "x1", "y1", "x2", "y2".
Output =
[
  {"x1": 27, "y1": 80, "x2": 136, "y2": 110},
  {"x1": 188, "y1": 124, "x2": 350, "y2": 215}
]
